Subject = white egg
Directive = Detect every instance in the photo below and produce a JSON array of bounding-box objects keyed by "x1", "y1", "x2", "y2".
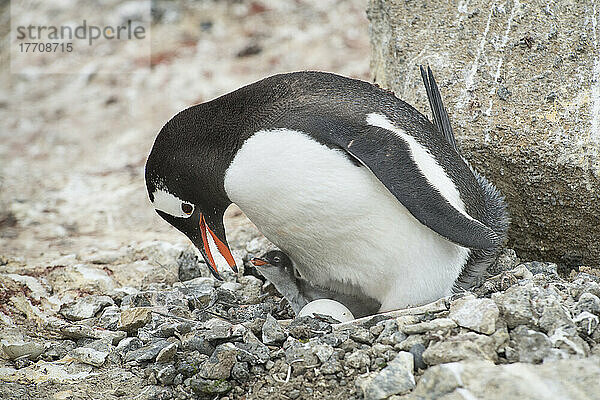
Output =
[{"x1": 297, "y1": 299, "x2": 355, "y2": 323}]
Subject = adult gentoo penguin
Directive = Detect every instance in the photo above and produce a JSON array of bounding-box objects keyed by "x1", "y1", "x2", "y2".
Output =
[{"x1": 145, "y1": 67, "x2": 508, "y2": 312}]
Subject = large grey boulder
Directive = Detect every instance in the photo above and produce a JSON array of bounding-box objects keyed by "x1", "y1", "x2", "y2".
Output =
[
  {"x1": 405, "y1": 357, "x2": 600, "y2": 399},
  {"x1": 368, "y1": 0, "x2": 600, "y2": 265}
]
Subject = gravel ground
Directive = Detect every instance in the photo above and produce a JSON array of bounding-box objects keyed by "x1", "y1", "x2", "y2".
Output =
[{"x1": 1, "y1": 1, "x2": 600, "y2": 399}]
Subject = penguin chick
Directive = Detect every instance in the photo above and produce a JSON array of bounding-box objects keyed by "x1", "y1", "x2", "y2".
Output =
[{"x1": 251, "y1": 250, "x2": 381, "y2": 318}]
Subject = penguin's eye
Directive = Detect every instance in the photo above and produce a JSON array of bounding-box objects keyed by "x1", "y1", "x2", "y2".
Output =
[
  {"x1": 273, "y1": 256, "x2": 281, "y2": 263},
  {"x1": 181, "y1": 203, "x2": 194, "y2": 215}
]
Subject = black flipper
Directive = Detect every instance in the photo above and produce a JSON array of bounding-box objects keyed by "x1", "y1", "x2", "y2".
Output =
[
  {"x1": 290, "y1": 116, "x2": 500, "y2": 250},
  {"x1": 420, "y1": 65, "x2": 458, "y2": 152}
]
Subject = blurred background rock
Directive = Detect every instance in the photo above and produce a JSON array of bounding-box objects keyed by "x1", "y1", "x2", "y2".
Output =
[{"x1": 0, "y1": 0, "x2": 370, "y2": 263}]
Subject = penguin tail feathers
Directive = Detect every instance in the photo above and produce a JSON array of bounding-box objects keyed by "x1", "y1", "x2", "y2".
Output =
[
  {"x1": 420, "y1": 65, "x2": 458, "y2": 152},
  {"x1": 454, "y1": 169, "x2": 510, "y2": 291}
]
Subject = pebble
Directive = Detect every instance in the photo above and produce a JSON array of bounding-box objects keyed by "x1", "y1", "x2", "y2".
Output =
[
  {"x1": 288, "y1": 316, "x2": 333, "y2": 339},
  {"x1": 156, "y1": 364, "x2": 177, "y2": 385},
  {"x1": 177, "y1": 250, "x2": 208, "y2": 282},
  {"x1": 402, "y1": 318, "x2": 457, "y2": 335},
  {"x1": 549, "y1": 328, "x2": 590, "y2": 357},
  {"x1": 391, "y1": 332, "x2": 408, "y2": 345},
  {"x1": 118, "y1": 307, "x2": 153, "y2": 333},
  {"x1": 394, "y1": 315, "x2": 420, "y2": 331},
  {"x1": 409, "y1": 343, "x2": 427, "y2": 370},
  {"x1": 49, "y1": 319, "x2": 126, "y2": 345},
  {"x1": 71, "y1": 347, "x2": 109, "y2": 367},
  {"x1": 375, "y1": 319, "x2": 398, "y2": 345},
  {"x1": 449, "y1": 295, "x2": 500, "y2": 335},
  {"x1": 125, "y1": 340, "x2": 171, "y2": 363},
  {"x1": 320, "y1": 358, "x2": 342, "y2": 374},
  {"x1": 175, "y1": 277, "x2": 215, "y2": 305},
  {"x1": 198, "y1": 343, "x2": 238, "y2": 380},
  {"x1": 97, "y1": 305, "x2": 121, "y2": 330},
  {"x1": 116, "y1": 337, "x2": 143, "y2": 355},
  {"x1": 231, "y1": 361, "x2": 251, "y2": 382},
  {"x1": 155, "y1": 342, "x2": 177, "y2": 363},
  {"x1": 411, "y1": 357, "x2": 600, "y2": 399},
  {"x1": 180, "y1": 333, "x2": 215, "y2": 356},
  {"x1": 492, "y1": 284, "x2": 538, "y2": 328},
  {"x1": 13, "y1": 357, "x2": 33, "y2": 369},
  {"x1": 361, "y1": 351, "x2": 415, "y2": 399},
  {"x1": 344, "y1": 349, "x2": 370, "y2": 369},
  {"x1": 262, "y1": 314, "x2": 287, "y2": 344},
  {"x1": 506, "y1": 325, "x2": 552, "y2": 363},
  {"x1": 576, "y1": 293, "x2": 600, "y2": 316},
  {"x1": 42, "y1": 340, "x2": 76, "y2": 361},
  {"x1": 201, "y1": 318, "x2": 236, "y2": 341},
  {"x1": 369, "y1": 343, "x2": 392, "y2": 361},
  {"x1": 422, "y1": 332, "x2": 498, "y2": 365},
  {"x1": 235, "y1": 341, "x2": 270, "y2": 364},
  {"x1": 320, "y1": 332, "x2": 346, "y2": 348},
  {"x1": 59, "y1": 295, "x2": 114, "y2": 321},
  {"x1": 312, "y1": 343, "x2": 335, "y2": 363},
  {"x1": 284, "y1": 341, "x2": 320, "y2": 375},
  {"x1": 237, "y1": 275, "x2": 264, "y2": 303},
  {"x1": 3, "y1": 236, "x2": 599, "y2": 400},
  {"x1": 229, "y1": 302, "x2": 275, "y2": 323},
  {"x1": 190, "y1": 376, "x2": 232, "y2": 395},
  {"x1": 522, "y1": 262, "x2": 558, "y2": 276},
  {"x1": 1, "y1": 341, "x2": 45, "y2": 360},
  {"x1": 176, "y1": 352, "x2": 209, "y2": 378},
  {"x1": 539, "y1": 298, "x2": 577, "y2": 335},
  {"x1": 574, "y1": 312, "x2": 599, "y2": 336},
  {"x1": 348, "y1": 326, "x2": 374, "y2": 344}
]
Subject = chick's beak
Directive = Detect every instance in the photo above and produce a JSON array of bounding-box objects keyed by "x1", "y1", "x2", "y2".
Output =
[
  {"x1": 198, "y1": 213, "x2": 238, "y2": 280},
  {"x1": 251, "y1": 257, "x2": 268, "y2": 267}
]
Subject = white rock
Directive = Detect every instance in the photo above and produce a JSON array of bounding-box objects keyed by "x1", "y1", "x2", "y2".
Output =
[
  {"x1": 298, "y1": 299, "x2": 355, "y2": 323},
  {"x1": 402, "y1": 318, "x2": 457, "y2": 334},
  {"x1": 220, "y1": 281, "x2": 242, "y2": 291},
  {"x1": 71, "y1": 347, "x2": 109, "y2": 367},
  {"x1": 449, "y1": 295, "x2": 500, "y2": 335}
]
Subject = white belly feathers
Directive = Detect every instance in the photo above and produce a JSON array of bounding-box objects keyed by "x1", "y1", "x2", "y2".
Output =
[{"x1": 223, "y1": 127, "x2": 470, "y2": 311}]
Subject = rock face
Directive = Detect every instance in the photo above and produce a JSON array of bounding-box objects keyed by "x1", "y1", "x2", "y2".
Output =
[{"x1": 367, "y1": 0, "x2": 600, "y2": 265}]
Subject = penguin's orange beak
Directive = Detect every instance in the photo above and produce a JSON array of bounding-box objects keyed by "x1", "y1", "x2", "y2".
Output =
[
  {"x1": 199, "y1": 213, "x2": 237, "y2": 279},
  {"x1": 251, "y1": 257, "x2": 268, "y2": 267}
]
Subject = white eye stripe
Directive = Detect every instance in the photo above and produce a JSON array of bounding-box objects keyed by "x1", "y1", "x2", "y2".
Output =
[{"x1": 152, "y1": 189, "x2": 194, "y2": 218}]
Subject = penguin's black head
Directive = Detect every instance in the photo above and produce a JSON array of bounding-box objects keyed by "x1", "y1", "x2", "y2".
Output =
[
  {"x1": 145, "y1": 105, "x2": 239, "y2": 280},
  {"x1": 251, "y1": 250, "x2": 293, "y2": 271}
]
